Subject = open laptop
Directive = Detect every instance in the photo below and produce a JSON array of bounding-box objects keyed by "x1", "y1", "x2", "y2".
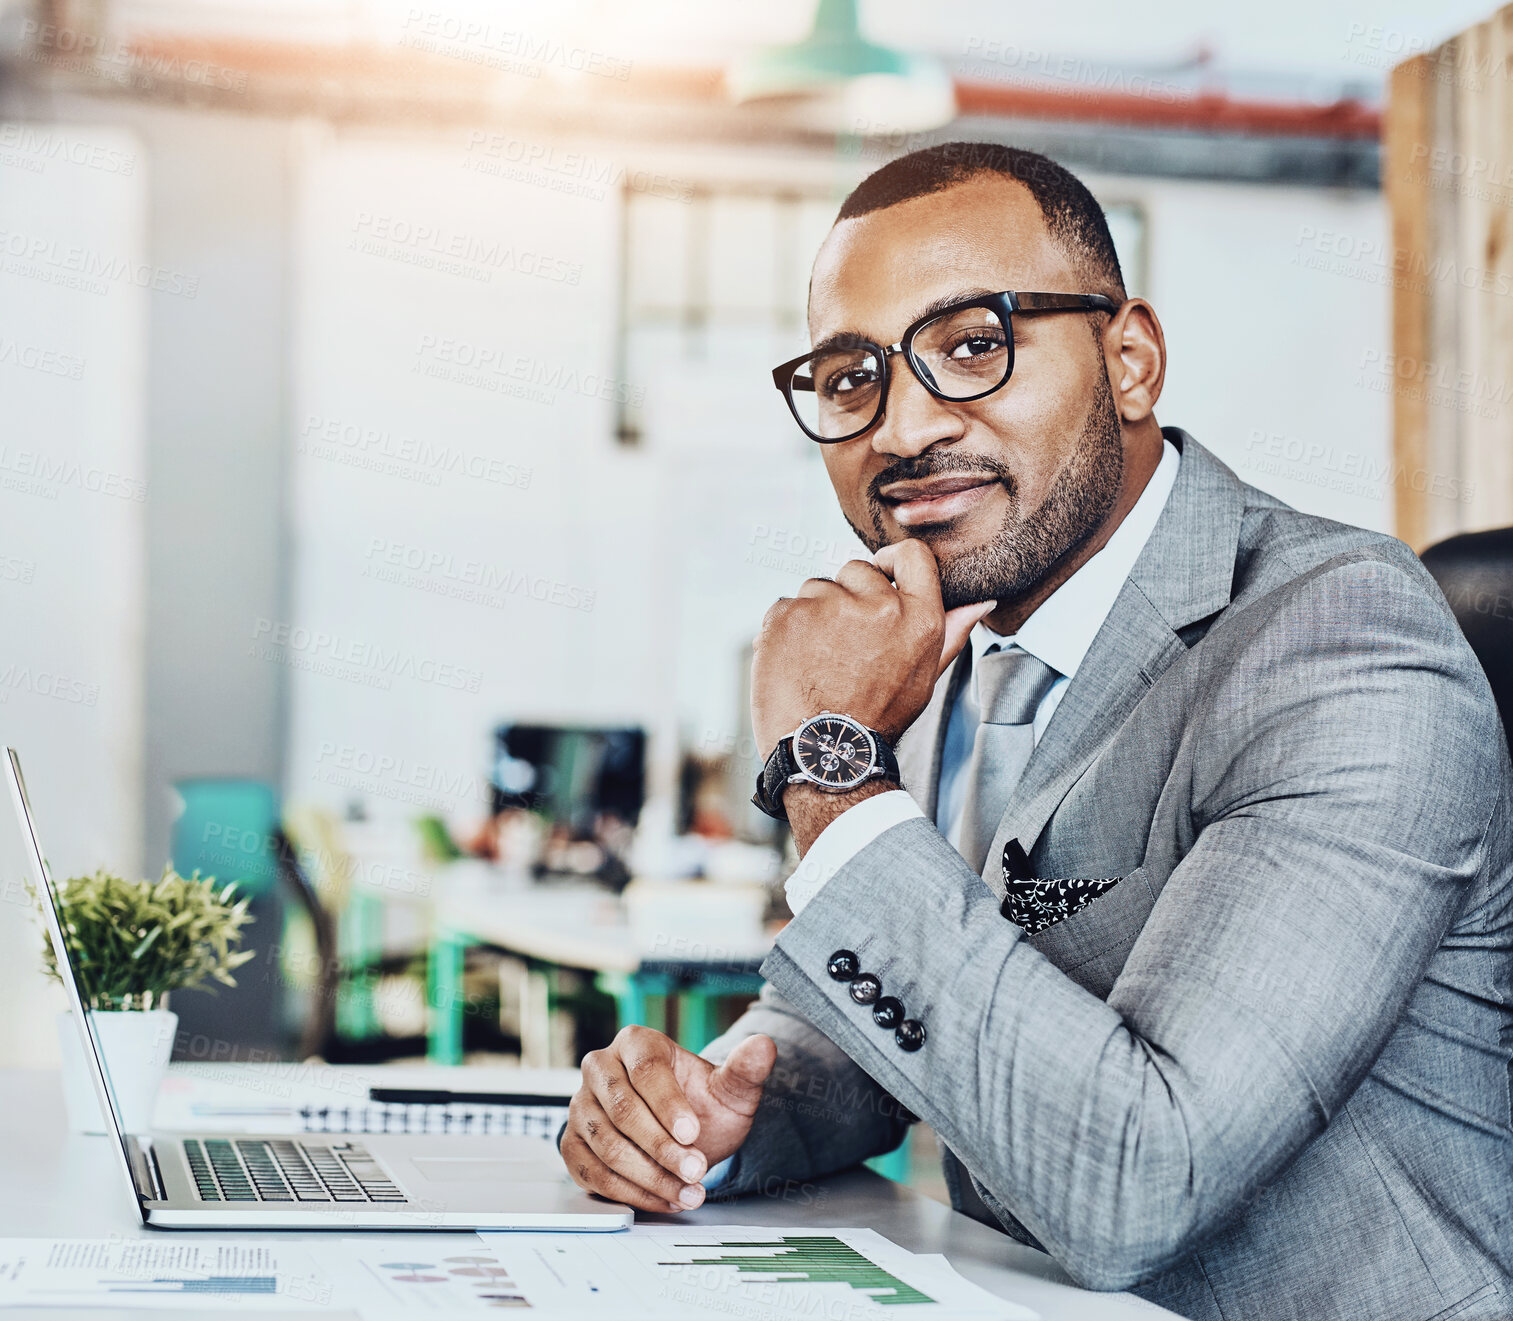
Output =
[{"x1": 4, "y1": 746, "x2": 631, "y2": 1231}]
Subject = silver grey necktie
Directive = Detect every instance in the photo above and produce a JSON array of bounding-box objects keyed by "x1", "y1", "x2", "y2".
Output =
[{"x1": 957, "y1": 646, "x2": 1060, "y2": 875}]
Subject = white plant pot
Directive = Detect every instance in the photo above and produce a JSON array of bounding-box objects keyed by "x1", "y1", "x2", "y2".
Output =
[{"x1": 56, "y1": 1008, "x2": 178, "y2": 1136}]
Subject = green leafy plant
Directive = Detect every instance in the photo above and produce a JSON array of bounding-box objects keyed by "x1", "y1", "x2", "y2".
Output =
[{"x1": 40, "y1": 867, "x2": 255, "y2": 1010}]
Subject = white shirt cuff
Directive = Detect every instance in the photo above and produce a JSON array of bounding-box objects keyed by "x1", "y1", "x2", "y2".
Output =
[{"x1": 784, "y1": 789, "x2": 925, "y2": 915}]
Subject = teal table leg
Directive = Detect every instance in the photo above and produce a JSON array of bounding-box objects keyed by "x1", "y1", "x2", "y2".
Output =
[
  {"x1": 596, "y1": 971, "x2": 645, "y2": 1033},
  {"x1": 427, "y1": 926, "x2": 467, "y2": 1064},
  {"x1": 676, "y1": 987, "x2": 721, "y2": 1053},
  {"x1": 865, "y1": 1129, "x2": 913, "y2": 1184},
  {"x1": 340, "y1": 890, "x2": 382, "y2": 1040},
  {"x1": 643, "y1": 986, "x2": 668, "y2": 1036}
]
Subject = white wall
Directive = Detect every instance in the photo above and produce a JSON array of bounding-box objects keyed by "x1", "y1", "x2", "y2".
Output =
[
  {"x1": 137, "y1": 109, "x2": 296, "y2": 875},
  {"x1": 286, "y1": 123, "x2": 662, "y2": 824},
  {"x1": 0, "y1": 123, "x2": 149, "y2": 1064}
]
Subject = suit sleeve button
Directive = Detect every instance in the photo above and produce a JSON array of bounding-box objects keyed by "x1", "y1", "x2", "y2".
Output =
[
  {"x1": 871, "y1": 996, "x2": 904, "y2": 1029},
  {"x1": 895, "y1": 1019, "x2": 926, "y2": 1051},
  {"x1": 848, "y1": 973, "x2": 881, "y2": 1005},
  {"x1": 827, "y1": 950, "x2": 859, "y2": 981}
]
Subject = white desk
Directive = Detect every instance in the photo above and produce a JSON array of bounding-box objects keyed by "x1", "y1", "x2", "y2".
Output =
[{"x1": 0, "y1": 1065, "x2": 1181, "y2": 1321}]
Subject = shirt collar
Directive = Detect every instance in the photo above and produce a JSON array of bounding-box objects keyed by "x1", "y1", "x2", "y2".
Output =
[{"x1": 971, "y1": 436, "x2": 1181, "y2": 680}]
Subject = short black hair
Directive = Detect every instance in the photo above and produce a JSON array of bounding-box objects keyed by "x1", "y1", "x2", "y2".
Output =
[{"x1": 835, "y1": 142, "x2": 1127, "y2": 301}]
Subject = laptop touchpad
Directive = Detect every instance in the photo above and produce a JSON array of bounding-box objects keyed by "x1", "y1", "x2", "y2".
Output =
[{"x1": 412, "y1": 1156, "x2": 539, "y2": 1183}]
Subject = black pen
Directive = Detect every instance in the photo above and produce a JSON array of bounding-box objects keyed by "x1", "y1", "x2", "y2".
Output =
[{"x1": 369, "y1": 1086, "x2": 568, "y2": 1107}]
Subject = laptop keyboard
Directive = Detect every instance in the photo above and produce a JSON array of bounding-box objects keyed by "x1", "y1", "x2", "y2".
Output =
[{"x1": 182, "y1": 1138, "x2": 408, "y2": 1204}]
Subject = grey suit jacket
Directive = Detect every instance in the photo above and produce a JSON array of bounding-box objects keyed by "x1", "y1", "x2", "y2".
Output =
[{"x1": 704, "y1": 429, "x2": 1513, "y2": 1321}]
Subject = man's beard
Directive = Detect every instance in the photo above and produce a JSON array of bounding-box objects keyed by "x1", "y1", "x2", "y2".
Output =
[{"x1": 848, "y1": 374, "x2": 1125, "y2": 611}]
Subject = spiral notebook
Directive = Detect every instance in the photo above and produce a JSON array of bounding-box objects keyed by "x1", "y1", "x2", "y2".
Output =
[{"x1": 296, "y1": 1100, "x2": 567, "y2": 1137}]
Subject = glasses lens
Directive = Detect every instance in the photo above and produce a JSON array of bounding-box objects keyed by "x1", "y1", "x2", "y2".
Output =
[
  {"x1": 787, "y1": 342, "x2": 884, "y2": 441},
  {"x1": 910, "y1": 304, "x2": 1010, "y2": 400}
]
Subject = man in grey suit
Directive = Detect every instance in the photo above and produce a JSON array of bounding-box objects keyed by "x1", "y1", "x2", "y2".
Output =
[{"x1": 561, "y1": 143, "x2": 1513, "y2": 1320}]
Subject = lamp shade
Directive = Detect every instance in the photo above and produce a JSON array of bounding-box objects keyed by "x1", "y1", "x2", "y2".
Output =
[{"x1": 728, "y1": 0, "x2": 956, "y2": 135}]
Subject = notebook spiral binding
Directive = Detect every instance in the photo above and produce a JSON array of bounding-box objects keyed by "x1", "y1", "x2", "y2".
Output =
[{"x1": 297, "y1": 1101, "x2": 568, "y2": 1137}]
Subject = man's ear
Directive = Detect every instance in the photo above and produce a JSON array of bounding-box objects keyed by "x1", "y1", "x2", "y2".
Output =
[{"x1": 1105, "y1": 299, "x2": 1166, "y2": 423}]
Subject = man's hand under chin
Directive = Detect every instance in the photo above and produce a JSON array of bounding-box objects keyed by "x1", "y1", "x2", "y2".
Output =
[{"x1": 750, "y1": 539, "x2": 995, "y2": 853}]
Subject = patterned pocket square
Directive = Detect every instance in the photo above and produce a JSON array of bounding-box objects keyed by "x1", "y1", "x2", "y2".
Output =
[{"x1": 1000, "y1": 840, "x2": 1122, "y2": 934}]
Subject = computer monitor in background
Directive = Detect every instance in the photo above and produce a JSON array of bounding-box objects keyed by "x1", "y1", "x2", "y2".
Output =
[{"x1": 490, "y1": 725, "x2": 646, "y2": 836}]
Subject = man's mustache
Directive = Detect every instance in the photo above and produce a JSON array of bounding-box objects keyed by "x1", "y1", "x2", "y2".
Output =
[{"x1": 868, "y1": 453, "x2": 1018, "y2": 507}]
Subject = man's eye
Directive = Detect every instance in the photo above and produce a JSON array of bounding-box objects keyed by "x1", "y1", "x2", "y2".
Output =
[
  {"x1": 826, "y1": 367, "x2": 877, "y2": 395},
  {"x1": 948, "y1": 332, "x2": 1005, "y2": 361}
]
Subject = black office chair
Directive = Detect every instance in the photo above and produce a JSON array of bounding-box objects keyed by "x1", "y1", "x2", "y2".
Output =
[
  {"x1": 272, "y1": 826, "x2": 429, "y2": 1062},
  {"x1": 1419, "y1": 526, "x2": 1513, "y2": 756},
  {"x1": 271, "y1": 827, "x2": 339, "y2": 1061}
]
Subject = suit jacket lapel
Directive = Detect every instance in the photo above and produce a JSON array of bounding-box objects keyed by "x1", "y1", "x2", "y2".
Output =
[{"x1": 985, "y1": 430, "x2": 1249, "y2": 875}]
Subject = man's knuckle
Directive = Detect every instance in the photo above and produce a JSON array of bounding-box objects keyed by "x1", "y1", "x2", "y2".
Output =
[
  {"x1": 626, "y1": 1052, "x2": 659, "y2": 1083},
  {"x1": 599, "y1": 1130, "x2": 628, "y2": 1164}
]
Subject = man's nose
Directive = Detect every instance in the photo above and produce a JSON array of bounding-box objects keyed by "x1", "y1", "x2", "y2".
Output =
[{"x1": 869, "y1": 356, "x2": 965, "y2": 459}]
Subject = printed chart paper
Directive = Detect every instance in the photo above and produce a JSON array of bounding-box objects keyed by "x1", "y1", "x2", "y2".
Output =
[
  {"x1": 323, "y1": 1237, "x2": 534, "y2": 1313},
  {"x1": 470, "y1": 1225, "x2": 1041, "y2": 1320},
  {"x1": 0, "y1": 1238, "x2": 330, "y2": 1310}
]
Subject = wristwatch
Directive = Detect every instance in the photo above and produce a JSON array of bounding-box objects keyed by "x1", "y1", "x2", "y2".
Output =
[{"x1": 751, "y1": 711, "x2": 900, "y2": 821}]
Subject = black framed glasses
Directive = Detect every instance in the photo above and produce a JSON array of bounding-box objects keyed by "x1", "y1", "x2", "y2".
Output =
[{"x1": 772, "y1": 290, "x2": 1119, "y2": 444}]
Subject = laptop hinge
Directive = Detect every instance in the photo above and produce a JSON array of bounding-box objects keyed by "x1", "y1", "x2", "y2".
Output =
[{"x1": 127, "y1": 1136, "x2": 167, "y2": 1202}]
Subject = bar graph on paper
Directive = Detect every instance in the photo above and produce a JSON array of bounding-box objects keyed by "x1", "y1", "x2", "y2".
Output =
[
  {"x1": 657, "y1": 1235, "x2": 934, "y2": 1305},
  {"x1": 0, "y1": 1240, "x2": 328, "y2": 1311},
  {"x1": 477, "y1": 1225, "x2": 1041, "y2": 1321}
]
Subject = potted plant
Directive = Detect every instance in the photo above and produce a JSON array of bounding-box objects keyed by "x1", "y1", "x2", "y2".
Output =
[{"x1": 42, "y1": 867, "x2": 254, "y2": 1134}]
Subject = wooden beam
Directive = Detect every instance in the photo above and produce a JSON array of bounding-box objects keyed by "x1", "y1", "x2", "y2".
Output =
[{"x1": 1384, "y1": 53, "x2": 1434, "y2": 548}]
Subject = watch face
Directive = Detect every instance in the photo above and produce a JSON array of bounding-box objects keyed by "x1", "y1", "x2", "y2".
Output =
[{"x1": 792, "y1": 714, "x2": 876, "y2": 791}]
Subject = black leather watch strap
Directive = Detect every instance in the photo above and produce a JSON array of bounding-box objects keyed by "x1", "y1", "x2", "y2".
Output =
[
  {"x1": 750, "y1": 725, "x2": 899, "y2": 821},
  {"x1": 751, "y1": 738, "x2": 799, "y2": 819}
]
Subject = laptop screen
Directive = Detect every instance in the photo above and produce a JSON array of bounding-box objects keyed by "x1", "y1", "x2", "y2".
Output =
[{"x1": 3, "y1": 748, "x2": 145, "y2": 1217}]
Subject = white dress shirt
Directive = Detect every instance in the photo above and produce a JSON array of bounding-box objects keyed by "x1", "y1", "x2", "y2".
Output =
[{"x1": 785, "y1": 437, "x2": 1181, "y2": 915}]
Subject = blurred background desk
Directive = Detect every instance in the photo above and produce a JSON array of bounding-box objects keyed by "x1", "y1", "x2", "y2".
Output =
[{"x1": 427, "y1": 861, "x2": 772, "y2": 1067}]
